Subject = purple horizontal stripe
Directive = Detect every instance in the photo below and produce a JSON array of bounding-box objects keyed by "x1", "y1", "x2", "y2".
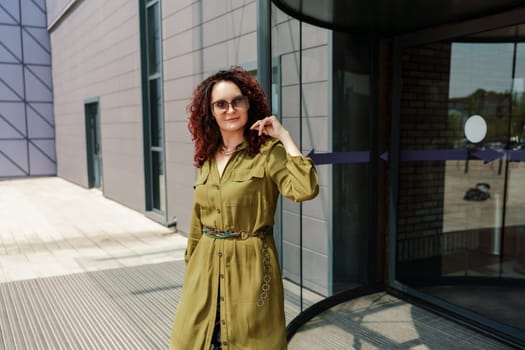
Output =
[
  {"x1": 309, "y1": 151, "x2": 370, "y2": 165},
  {"x1": 508, "y1": 150, "x2": 525, "y2": 161},
  {"x1": 310, "y1": 149, "x2": 525, "y2": 164},
  {"x1": 400, "y1": 149, "x2": 468, "y2": 161},
  {"x1": 473, "y1": 149, "x2": 504, "y2": 162}
]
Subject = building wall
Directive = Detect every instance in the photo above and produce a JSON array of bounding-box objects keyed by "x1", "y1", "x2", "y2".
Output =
[
  {"x1": 48, "y1": 0, "x2": 331, "y2": 295},
  {"x1": 46, "y1": 0, "x2": 71, "y2": 27},
  {"x1": 48, "y1": 0, "x2": 260, "y2": 219},
  {"x1": 163, "y1": 0, "x2": 259, "y2": 232},
  {"x1": 48, "y1": 0, "x2": 145, "y2": 211},
  {"x1": 0, "y1": 0, "x2": 55, "y2": 178}
]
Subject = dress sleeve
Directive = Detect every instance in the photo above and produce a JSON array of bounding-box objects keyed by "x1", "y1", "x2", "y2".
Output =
[{"x1": 265, "y1": 140, "x2": 319, "y2": 202}]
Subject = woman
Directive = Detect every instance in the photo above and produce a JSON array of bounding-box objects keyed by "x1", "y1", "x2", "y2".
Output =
[{"x1": 170, "y1": 67, "x2": 318, "y2": 350}]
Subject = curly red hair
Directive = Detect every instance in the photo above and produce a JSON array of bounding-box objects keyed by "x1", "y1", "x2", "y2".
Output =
[{"x1": 187, "y1": 67, "x2": 270, "y2": 167}]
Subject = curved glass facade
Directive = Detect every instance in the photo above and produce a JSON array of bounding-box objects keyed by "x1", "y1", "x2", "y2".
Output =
[
  {"x1": 271, "y1": 7, "x2": 331, "y2": 320},
  {"x1": 393, "y1": 23, "x2": 525, "y2": 339},
  {"x1": 271, "y1": 3, "x2": 379, "y2": 322},
  {"x1": 272, "y1": 0, "x2": 525, "y2": 345}
]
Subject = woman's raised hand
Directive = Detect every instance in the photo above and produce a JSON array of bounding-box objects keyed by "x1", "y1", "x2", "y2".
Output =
[
  {"x1": 250, "y1": 115, "x2": 286, "y2": 138},
  {"x1": 250, "y1": 115, "x2": 301, "y2": 156}
]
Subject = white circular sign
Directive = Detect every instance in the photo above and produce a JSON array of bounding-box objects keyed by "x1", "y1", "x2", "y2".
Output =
[{"x1": 464, "y1": 115, "x2": 487, "y2": 143}]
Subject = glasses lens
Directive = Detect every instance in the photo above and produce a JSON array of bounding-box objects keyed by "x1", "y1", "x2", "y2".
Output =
[
  {"x1": 214, "y1": 101, "x2": 228, "y2": 111},
  {"x1": 232, "y1": 96, "x2": 249, "y2": 110},
  {"x1": 212, "y1": 96, "x2": 249, "y2": 113}
]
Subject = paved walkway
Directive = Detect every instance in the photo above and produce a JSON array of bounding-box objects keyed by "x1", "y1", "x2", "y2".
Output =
[
  {"x1": 0, "y1": 177, "x2": 517, "y2": 349},
  {"x1": 0, "y1": 177, "x2": 186, "y2": 283}
]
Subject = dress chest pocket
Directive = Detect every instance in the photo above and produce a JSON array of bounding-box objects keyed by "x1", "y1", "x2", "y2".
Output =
[
  {"x1": 226, "y1": 166, "x2": 265, "y2": 207},
  {"x1": 232, "y1": 166, "x2": 264, "y2": 182},
  {"x1": 193, "y1": 167, "x2": 209, "y2": 189}
]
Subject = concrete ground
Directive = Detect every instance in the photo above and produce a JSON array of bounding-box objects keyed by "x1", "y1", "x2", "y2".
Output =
[
  {"x1": 0, "y1": 177, "x2": 518, "y2": 349},
  {"x1": 0, "y1": 177, "x2": 187, "y2": 283}
]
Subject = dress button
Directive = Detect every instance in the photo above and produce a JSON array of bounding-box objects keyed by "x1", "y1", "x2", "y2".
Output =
[
  {"x1": 217, "y1": 208, "x2": 221, "y2": 214},
  {"x1": 221, "y1": 320, "x2": 226, "y2": 325},
  {"x1": 222, "y1": 341, "x2": 228, "y2": 346},
  {"x1": 220, "y1": 274, "x2": 224, "y2": 279},
  {"x1": 218, "y1": 252, "x2": 223, "y2": 257},
  {"x1": 220, "y1": 296, "x2": 225, "y2": 301}
]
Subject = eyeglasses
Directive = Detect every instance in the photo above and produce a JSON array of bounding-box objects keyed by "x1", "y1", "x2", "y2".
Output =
[{"x1": 211, "y1": 96, "x2": 249, "y2": 114}]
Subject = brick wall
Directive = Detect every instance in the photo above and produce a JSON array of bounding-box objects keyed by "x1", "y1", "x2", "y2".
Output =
[{"x1": 397, "y1": 43, "x2": 451, "y2": 262}]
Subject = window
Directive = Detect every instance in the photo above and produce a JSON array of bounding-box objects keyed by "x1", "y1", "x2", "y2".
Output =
[{"x1": 140, "y1": 0, "x2": 165, "y2": 213}]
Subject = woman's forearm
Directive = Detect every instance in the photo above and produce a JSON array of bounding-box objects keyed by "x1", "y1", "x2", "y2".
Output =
[{"x1": 277, "y1": 130, "x2": 302, "y2": 157}]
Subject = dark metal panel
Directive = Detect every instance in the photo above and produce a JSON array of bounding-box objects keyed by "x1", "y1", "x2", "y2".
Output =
[
  {"x1": 272, "y1": 0, "x2": 524, "y2": 34},
  {"x1": 257, "y1": 0, "x2": 272, "y2": 101}
]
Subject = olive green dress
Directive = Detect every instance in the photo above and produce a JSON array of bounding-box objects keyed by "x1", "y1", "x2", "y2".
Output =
[{"x1": 170, "y1": 138, "x2": 319, "y2": 350}]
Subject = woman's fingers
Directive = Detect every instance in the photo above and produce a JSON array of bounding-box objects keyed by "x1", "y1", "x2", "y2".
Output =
[
  {"x1": 260, "y1": 118, "x2": 269, "y2": 135},
  {"x1": 250, "y1": 116, "x2": 280, "y2": 136},
  {"x1": 249, "y1": 120, "x2": 266, "y2": 135}
]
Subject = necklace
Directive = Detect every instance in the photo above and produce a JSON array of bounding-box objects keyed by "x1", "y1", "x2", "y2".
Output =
[{"x1": 219, "y1": 145, "x2": 236, "y2": 157}]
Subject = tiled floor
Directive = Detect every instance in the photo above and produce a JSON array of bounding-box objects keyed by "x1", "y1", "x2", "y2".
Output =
[{"x1": 289, "y1": 292, "x2": 517, "y2": 350}]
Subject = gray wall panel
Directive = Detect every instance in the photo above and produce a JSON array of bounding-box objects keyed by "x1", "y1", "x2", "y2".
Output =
[
  {"x1": 0, "y1": 1, "x2": 55, "y2": 178},
  {"x1": 25, "y1": 69, "x2": 53, "y2": 101},
  {"x1": 32, "y1": 139, "x2": 56, "y2": 161},
  {"x1": 282, "y1": 241, "x2": 329, "y2": 296},
  {"x1": 0, "y1": 118, "x2": 22, "y2": 138},
  {"x1": 226, "y1": 31, "x2": 257, "y2": 65},
  {"x1": 27, "y1": 108, "x2": 54, "y2": 137},
  {"x1": 1, "y1": 0, "x2": 20, "y2": 23},
  {"x1": 0, "y1": 140, "x2": 28, "y2": 171},
  {"x1": 0, "y1": 25, "x2": 22, "y2": 59},
  {"x1": 0, "y1": 64, "x2": 24, "y2": 97},
  {"x1": 0, "y1": 83, "x2": 19, "y2": 100},
  {"x1": 0, "y1": 9, "x2": 16, "y2": 24},
  {"x1": 0, "y1": 102, "x2": 25, "y2": 133},
  {"x1": 29, "y1": 102, "x2": 54, "y2": 124},
  {"x1": 21, "y1": 0, "x2": 46, "y2": 26},
  {"x1": 29, "y1": 142, "x2": 55, "y2": 174}
]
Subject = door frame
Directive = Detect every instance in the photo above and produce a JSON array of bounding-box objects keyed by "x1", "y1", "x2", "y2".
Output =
[{"x1": 84, "y1": 97, "x2": 102, "y2": 189}]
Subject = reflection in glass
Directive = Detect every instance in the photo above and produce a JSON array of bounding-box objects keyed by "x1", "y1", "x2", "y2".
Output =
[
  {"x1": 272, "y1": 7, "x2": 306, "y2": 323},
  {"x1": 396, "y1": 25, "x2": 525, "y2": 334},
  {"x1": 504, "y1": 43, "x2": 525, "y2": 280},
  {"x1": 151, "y1": 150, "x2": 165, "y2": 211},
  {"x1": 271, "y1": 5, "x2": 326, "y2": 323},
  {"x1": 149, "y1": 78, "x2": 162, "y2": 147},
  {"x1": 147, "y1": 3, "x2": 161, "y2": 75},
  {"x1": 332, "y1": 32, "x2": 371, "y2": 293}
]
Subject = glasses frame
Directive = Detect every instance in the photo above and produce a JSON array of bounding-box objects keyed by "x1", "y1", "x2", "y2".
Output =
[{"x1": 211, "y1": 95, "x2": 250, "y2": 114}]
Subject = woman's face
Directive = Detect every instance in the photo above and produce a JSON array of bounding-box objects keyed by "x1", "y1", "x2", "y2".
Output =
[{"x1": 210, "y1": 80, "x2": 249, "y2": 135}]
